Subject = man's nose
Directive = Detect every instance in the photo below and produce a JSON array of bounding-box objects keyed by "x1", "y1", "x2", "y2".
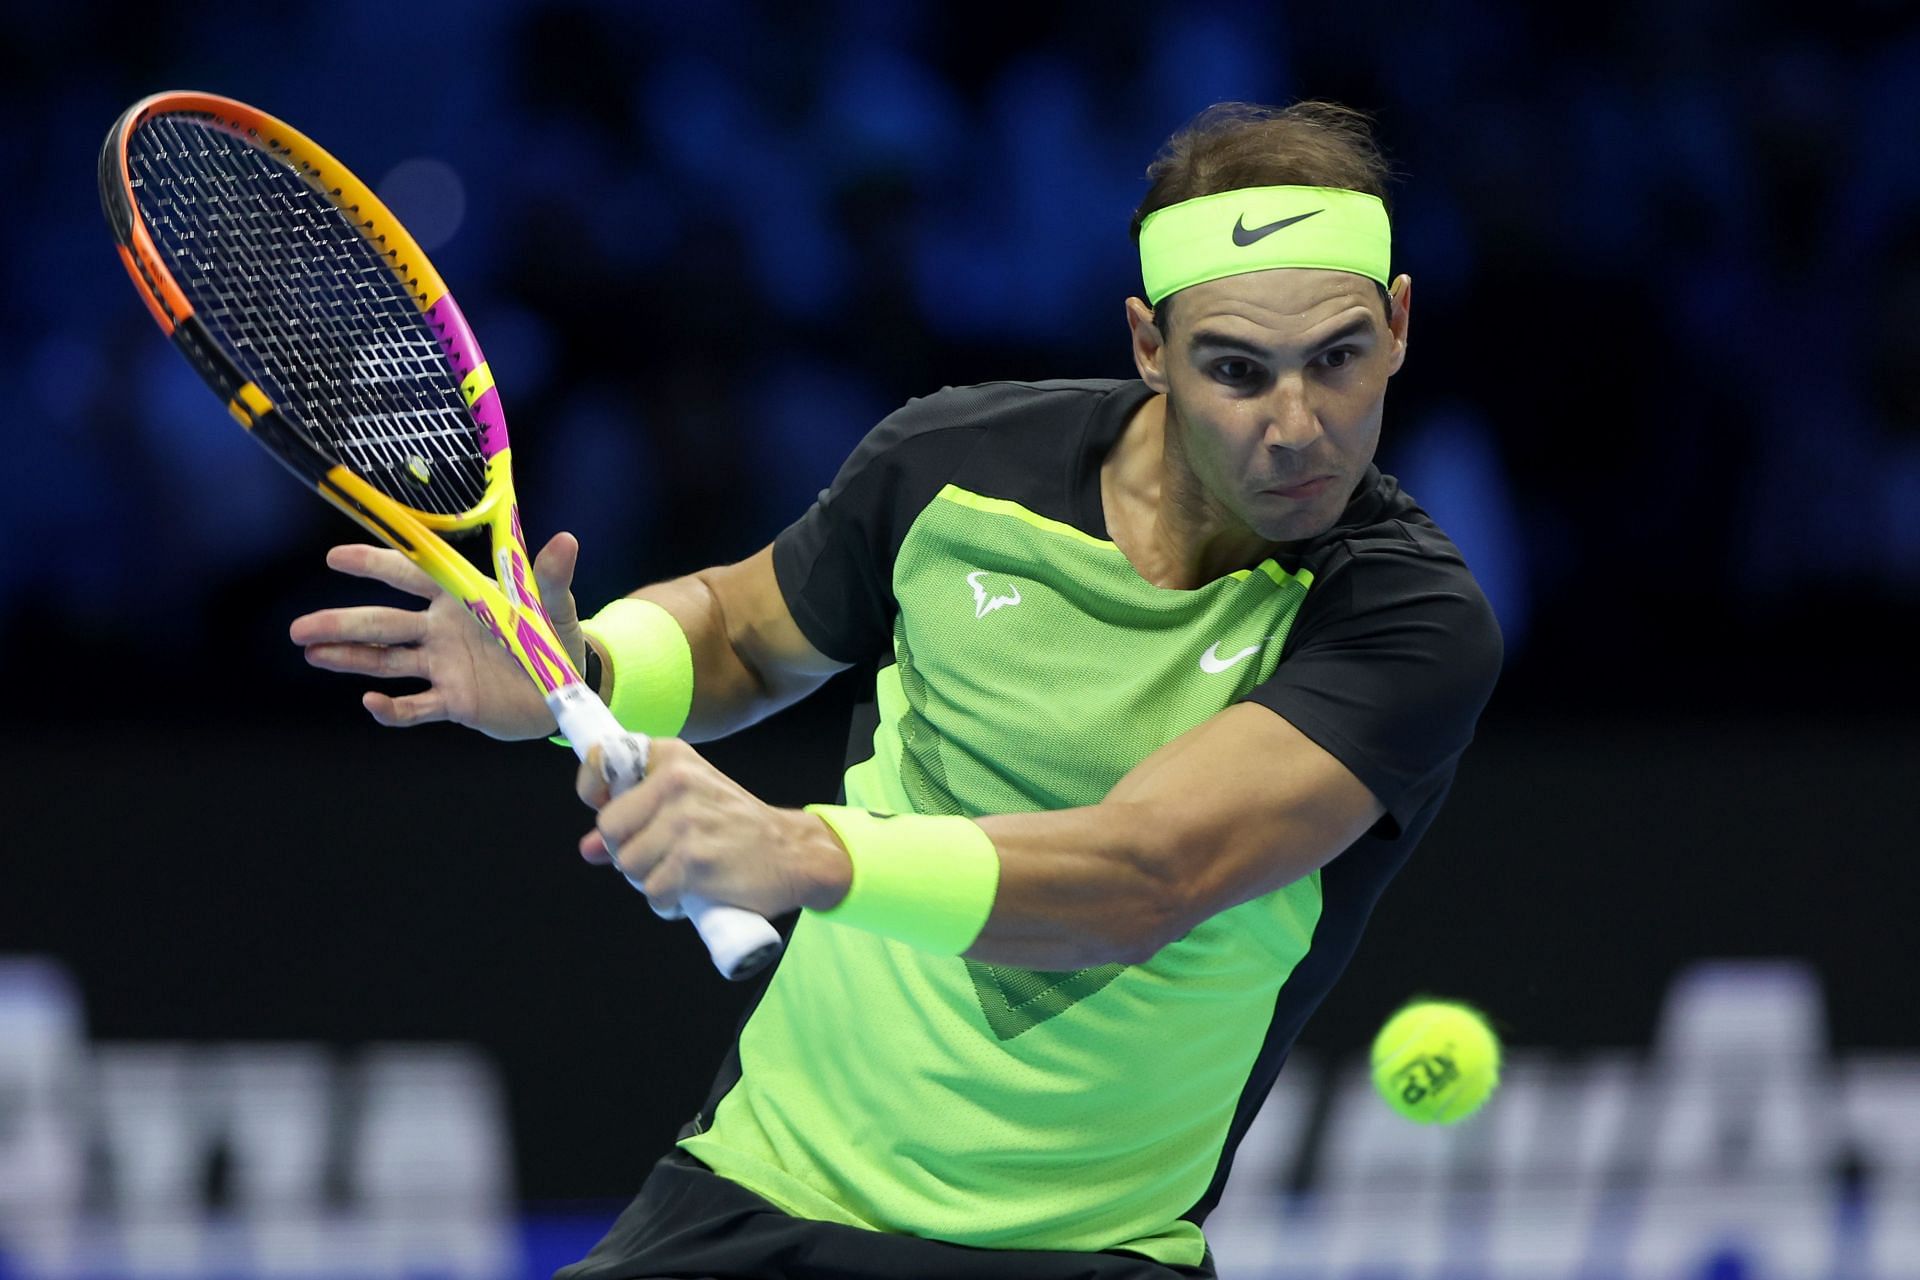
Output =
[{"x1": 1261, "y1": 376, "x2": 1323, "y2": 452}]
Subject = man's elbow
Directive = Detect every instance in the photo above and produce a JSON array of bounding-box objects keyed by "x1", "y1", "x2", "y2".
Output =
[
  {"x1": 1096, "y1": 808, "x2": 1317, "y2": 963},
  {"x1": 1108, "y1": 925, "x2": 1180, "y2": 967},
  {"x1": 1063, "y1": 912, "x2": 1181, "y2": 968},
  {"x1": 1103, "y1": 830, "x2": 1206, "y2": 964}
]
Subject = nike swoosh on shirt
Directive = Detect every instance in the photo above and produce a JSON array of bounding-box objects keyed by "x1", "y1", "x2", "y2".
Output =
[
  {"x1": 1231, "y1": 209, "x2": 1323, "y2": 246},
  {"x1": 1199, "y1": 641, "x2": 1264, "y2": 674}
]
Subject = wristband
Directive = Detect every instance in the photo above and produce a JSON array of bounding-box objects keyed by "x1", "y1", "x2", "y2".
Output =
[
  {"x1": 805, "y1": 805, "x2": 1000, "y2": 954},
  {"x1": 579, "y1": 597, "x2": 694, "y2": 737},
  {"x1": 581, "y1": 642, "x2": 604, "y2": 699}
]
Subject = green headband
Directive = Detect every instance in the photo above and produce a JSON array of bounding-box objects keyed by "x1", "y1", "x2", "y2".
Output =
[{"x1": 1138, "y1": 185, "x2": 1391, "y2": 304}]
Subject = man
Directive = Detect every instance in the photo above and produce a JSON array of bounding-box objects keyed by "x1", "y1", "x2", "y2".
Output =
[{"x1": 292, "y1": 100, "x2": 1501, "y2": 1279}]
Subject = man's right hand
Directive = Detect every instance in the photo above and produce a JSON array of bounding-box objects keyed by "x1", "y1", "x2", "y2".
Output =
[{"x1": 289, "y1": 532, "x2": 587, "y2": 741}]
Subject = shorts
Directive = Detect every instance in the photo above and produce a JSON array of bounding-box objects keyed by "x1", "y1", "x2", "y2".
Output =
[{"x1": 554, "y1": 1149, "x2": 1217, "y2": 1280}]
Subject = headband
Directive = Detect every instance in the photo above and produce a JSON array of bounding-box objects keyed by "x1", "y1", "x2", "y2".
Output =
[{"x1": 1138, "y1": 185, "x2": 1390, "y2": 304}]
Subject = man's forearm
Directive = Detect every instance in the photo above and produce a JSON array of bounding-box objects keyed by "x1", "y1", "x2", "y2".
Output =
[
  {"x1": 965, "y1": 705, "x2": 1385, "y2": 969},
  {"x1": 966, "y1": 803, "x2": 1189, "y2": 969}
]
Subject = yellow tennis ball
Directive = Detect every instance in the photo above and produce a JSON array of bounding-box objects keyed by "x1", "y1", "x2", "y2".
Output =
[{"x1": 1370, "y1": 999, "x2": 1501, "y2": 1124}]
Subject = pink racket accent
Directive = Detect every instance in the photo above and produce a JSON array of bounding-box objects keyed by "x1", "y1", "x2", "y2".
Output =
[
  {"x1": 470, "y1": 388, "x2": 509, "y2": 458},
  {"x1": 515, "y1": 618, "x2": 571, "y2": 694},
  {"x1": 467, "y1": 600, "x2": 509, "y2": 648},
  {"x1": 425, "y1": 293, "x2": 510, "y2": 458}
]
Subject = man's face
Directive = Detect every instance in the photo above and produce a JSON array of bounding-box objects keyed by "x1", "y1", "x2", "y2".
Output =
[{"x1": 1132, "y1": 268, "x2": 1410, "y2": 544}]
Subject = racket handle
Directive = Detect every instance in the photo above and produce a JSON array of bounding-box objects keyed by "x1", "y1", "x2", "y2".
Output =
[
  {"x1": 680, "y1": 898, "x2": 787, "y2": 980},
  {"x1": 548, "y1": 685, "x2": 784, "y2": 981}
]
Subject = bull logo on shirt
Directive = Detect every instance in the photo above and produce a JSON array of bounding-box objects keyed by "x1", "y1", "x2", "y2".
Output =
[{"x1": 966, "y1": 570, "x2": 1023, "y2": 619}]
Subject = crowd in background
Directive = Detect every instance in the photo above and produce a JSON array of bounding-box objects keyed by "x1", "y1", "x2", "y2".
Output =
[{"x1": 7, "y1": 0, "x2": 1916, "y2": 715}]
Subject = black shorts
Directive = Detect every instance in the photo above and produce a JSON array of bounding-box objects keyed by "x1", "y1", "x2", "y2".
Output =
[{"x1": 554, "y1": 1149, "x2": 1217, "y2": 1280}]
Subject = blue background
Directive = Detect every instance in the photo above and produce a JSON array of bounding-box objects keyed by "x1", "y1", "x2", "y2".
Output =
[
  {"x1": 1, "y1": 1, "x2": 1916, "y2": 1270},
  {"x1": 9, "y1": 0, "x2": 1920, "y2": 714}
]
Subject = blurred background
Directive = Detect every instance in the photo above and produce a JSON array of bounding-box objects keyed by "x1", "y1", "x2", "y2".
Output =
[{"x1": 2, "y1": 0, "x2": 1916, "y2": 1276}]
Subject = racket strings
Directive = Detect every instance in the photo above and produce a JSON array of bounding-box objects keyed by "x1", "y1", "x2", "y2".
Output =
[
  {"x1": 130, "y1": 115, "x2": 489, "y2": 516},
  {"x1": 142, "y1": 116, "x2": 482, "y2": 506}
]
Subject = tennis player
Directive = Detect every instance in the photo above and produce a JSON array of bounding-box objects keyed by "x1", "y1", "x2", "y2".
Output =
[{"x1": 292, "y1": 100, "x2": 1502, "y2": 1279}]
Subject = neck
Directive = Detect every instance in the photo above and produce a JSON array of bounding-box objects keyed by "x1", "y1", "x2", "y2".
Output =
[{"x1": 1101, "y1": 393, "x2": 1275, "y2": 590}]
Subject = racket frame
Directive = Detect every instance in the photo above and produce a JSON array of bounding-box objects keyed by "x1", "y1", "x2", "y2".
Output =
[{"x1": 100, "y1": 91, "x2": 781, "y2": 980}]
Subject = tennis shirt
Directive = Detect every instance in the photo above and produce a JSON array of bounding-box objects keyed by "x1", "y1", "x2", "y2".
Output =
[{"x1": 677, "y1": 378, "x2": 1503, "y2": 1266}]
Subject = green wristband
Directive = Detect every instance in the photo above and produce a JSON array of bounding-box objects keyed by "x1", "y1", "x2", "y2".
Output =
[
  {"x1": 805, "y1": 806, "x2": 1000, "y2": 954},
  {"x1": 579, "y1": 598, "x2": 694, "y2": 737}
]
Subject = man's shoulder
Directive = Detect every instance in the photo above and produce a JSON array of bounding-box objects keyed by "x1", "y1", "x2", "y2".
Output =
[
  {"x1": 804, "y1": 378, "x2": 1138, "y2": 528},
  {"x1": 872, "y1": 378, "x2": 1138, "y2": 444},
  {"x1": 1312, "y1": 471, "x2": 1474, "y2": 572},
  {"x1": 912, "y1": 377, "x2": 1135, "y2": 411},
  {"x1": 1295, "y1": 471, "x2": 1502, "y2": 653}
]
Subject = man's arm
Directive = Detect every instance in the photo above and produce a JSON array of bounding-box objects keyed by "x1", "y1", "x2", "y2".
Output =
[
  {"x1": 966, "y1": 702, "x2": 1382, "y2": 968},
  {"x1": 582, "y1": 701, "x2": 1382, "y2": 963}
]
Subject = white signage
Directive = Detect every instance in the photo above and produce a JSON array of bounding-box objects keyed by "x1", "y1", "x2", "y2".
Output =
[{"x1": 0, "y1": 957, "x2": 515, "y2": 1279}]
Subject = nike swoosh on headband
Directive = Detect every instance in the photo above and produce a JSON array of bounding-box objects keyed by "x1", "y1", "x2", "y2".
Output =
[{"x1": 1231, "y1": 209, "x2": 1324, "y2": 246}]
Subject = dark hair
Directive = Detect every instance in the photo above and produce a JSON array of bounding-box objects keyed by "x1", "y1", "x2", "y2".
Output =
[{"x1": 1132, "y1": 101, "x2": 1395, "y2": 332}]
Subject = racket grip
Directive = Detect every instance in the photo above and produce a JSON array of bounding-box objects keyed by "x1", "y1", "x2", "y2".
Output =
[
  {"x1": 683, "y1": 897, "x2": 786, "y2": 981},
  {"x1": 548, "y1": 684, "x2": 783, "y2": 981}
]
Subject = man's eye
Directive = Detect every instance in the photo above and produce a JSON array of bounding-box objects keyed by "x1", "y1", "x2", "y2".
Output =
[
  {"x1": 1320, "y1": 347, "x2": 1357, "y2": 369},
  {"x1": 1215, "y1": 359, "x2": 1256, "y2": 382}
]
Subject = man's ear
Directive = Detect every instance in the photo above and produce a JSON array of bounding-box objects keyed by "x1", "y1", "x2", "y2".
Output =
[
  {"x1": 1386, "y1": 274, "x2": 1412, "y2": 376},
  {"x1": 1126, "y1": 296, "x2": 1169, "y2": 392}
]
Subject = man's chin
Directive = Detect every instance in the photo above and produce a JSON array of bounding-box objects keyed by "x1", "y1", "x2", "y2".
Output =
[{"x1": 1251, "y1": 495, "x2": 1344, "y2": 544}]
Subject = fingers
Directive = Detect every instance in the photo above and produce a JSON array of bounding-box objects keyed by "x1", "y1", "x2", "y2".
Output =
[
  {"x1": 296, "y1": 603, "x2": 431, "y2": 646},
  {"x1": 576, "y1": 744, "x2": 615, "y2": 809},
  {"x1": 302, "y1": 641, "x2": 430, "y2": 680},
  {"x1": 587, "y1": 738, "x2": 695, "y2": 835},
  {"x1": 578, "y1": 827, "x2": 613, "y2": 865},
  {"x1": 291, "y1": 604, "x2": 430, "y2": 648},
  {"x1": 293, "y1": 603, "x2": 431, "y2": 684},
  {"x1": 323, "y1": 544, "x2": 442, "y2": 600},
  {"x1": 533, "y1": 532, "x2": 582, "y2": 629},
  {"x1": 582, "y1": 739, "x2": 695, "y2": 887},
  {"x1": 638, "y1": 862, "x2": 686, "y2": 917},
  {"x1": 361, "y1": 689, "x2": 449, "y2": 728},
  {"x1": 579, "y1": 828, "x2": 674, "y2": 916},
  {"x1": 578, "y1": 739, "x2": 792, "y2": 923},
  {"x1": 602, "y1": 819, "x2": 687, "y2": 914}
]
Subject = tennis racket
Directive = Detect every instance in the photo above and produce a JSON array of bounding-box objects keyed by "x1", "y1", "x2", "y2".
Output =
[{"x1": 99, "y1": 90, "x2": 782, "y2": 981}]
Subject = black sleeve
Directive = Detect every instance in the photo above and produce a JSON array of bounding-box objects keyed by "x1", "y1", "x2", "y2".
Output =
[
  {"x1": 1243, "y1": 537, "x2": 1503, "y2": 837},
  {"x1": 771, "y1": 390, "x2": 983, "y2": 664}
]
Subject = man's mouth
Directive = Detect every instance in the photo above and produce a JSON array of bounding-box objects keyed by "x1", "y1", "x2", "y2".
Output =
[{"x1": 1264, "y1": 475, "x2": 1335, "y2": 500}]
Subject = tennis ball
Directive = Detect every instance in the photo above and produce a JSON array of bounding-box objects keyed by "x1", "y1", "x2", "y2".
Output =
[{"x1": 1370, "y1": 999, "x2": 1501, "y2": 1124}]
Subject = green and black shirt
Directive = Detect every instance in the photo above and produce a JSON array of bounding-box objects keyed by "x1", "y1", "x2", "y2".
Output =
[{"x1": 679, "y1": 378, "x2": 1502, "y2": 1266}]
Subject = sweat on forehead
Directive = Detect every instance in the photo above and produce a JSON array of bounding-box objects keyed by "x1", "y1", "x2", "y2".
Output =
[{"x1": 1154, "y1": 268, "x2": 1393, "y2": 342}]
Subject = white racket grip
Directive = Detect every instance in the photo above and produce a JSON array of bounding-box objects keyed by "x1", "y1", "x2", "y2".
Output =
[{"x1": 546, "y1": 684, "x2": 784, "y2": 981}]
